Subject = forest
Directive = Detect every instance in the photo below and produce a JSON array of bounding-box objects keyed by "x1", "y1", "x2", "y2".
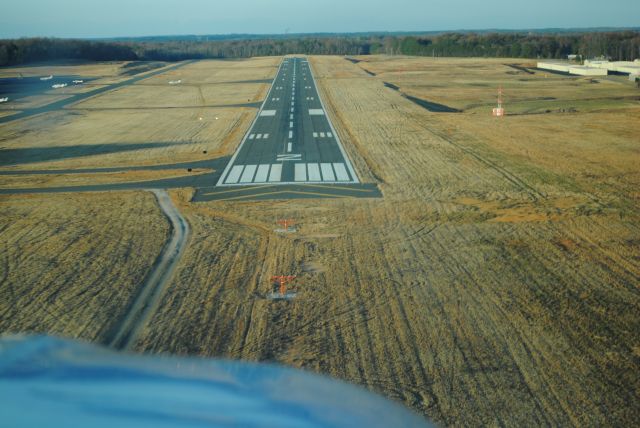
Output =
[{"x1": 1, "y1": 31, "x2": 639, "y2": 66}]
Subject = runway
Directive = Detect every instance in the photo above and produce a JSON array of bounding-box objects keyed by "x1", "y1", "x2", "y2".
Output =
[{"x1": 216, "y1": 57, "x2": 360, "y2": 186}]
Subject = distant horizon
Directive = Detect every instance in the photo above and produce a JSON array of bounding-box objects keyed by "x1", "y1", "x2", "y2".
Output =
[
  {"x1": 1, "y1": 0, "x2": 638, "y2": 39},
  {"x1": 4, "y1": 26, "x2": 640, "y2": 41}
]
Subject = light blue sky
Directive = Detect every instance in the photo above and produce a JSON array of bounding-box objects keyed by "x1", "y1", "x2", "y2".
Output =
[{"x1": 1, "y1": 0, "x2": 638, "y2": 38}]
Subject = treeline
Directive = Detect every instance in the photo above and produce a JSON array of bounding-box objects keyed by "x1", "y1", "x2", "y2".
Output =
[
  {"x1": 1, "y1": 31, "x2": 639, "y2": 66},
  {"x1": 134, "y1": 37, "x2": 374, "y2": 61},
  {"x1": 0, "y1": 38, "x2": 137, "y2": 65},
  {"x1": 386, "y1": 32, "x2": 640, "y2": 60}
]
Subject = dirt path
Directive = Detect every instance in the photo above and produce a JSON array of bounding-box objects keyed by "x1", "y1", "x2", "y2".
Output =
[{"x1": 107, "y1": 189, "x2": 190, "y2": 350}]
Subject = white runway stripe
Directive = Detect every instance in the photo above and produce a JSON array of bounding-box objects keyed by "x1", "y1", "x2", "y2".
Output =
[
  {"x1": 249, "y1": 134, "x2": 255, "y2": 140},
  {"x1": 256, "y1": 134, "x2": 262, "y2": 139},
  {"x1": 294, "y1": 163, "x2": 307, "y2": 181},
  {"x1": 313, "y1": 132, "x2": 318, "y2": 138},
  {"x1": 320, "y1": 132, "x2": 325, "y2": 138},
  {"x1": 289, "y1": 131, "x2": 293, "y2": 139},
  {"x1": 260, "y1": 110, "x2": 276, "y2": 116},
  {"x1": 254, "y1": 164, "x2": 270, "y2": 183},
  {"x1": 268, "y1": 164, "x2": 282, "y2": 182},
  {"x1": 309, "y1": 109, "x2": 324, "y2": 115},
  {"x1": 327, "y1": 132, "x2": 333, "y2": 138},
  {"x1": 307, "y1": 163, "x2": 321, "y2": 181},
  {"x1": 240, "y1": 165, "x2": 257, "y2": 183},
  {"x1": 225, "y1": 165, "x2": 244, "y2": 184},
  {"x1": 320, "y1": 163, "x2": 335, "y2": 181},
  {"x1": 333, "y1": 163, "x2": 350, "y2": 181},
  {"x1": 287, "y1": 142, "x2": 292, "y2": 152}
]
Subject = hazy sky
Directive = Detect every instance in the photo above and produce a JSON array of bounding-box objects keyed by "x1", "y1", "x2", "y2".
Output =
[{"x1": 1, "y1": 0, "x2": 639, "y2": 38}]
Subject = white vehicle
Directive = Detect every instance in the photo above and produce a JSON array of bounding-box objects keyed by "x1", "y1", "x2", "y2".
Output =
[
  {"x1": 168, "y1": 79, "x2": 182, "y2": 85},
  {"x1": 40, "y1": 75, "x2": 53, "y2": 81},
  {"x1": 52, "y1": 83, "x2": 67, "y2": 89},
  {"x1": 0, "y1": 97, "x2": 8, "y2": 103},
  {"x1": 72, "y1": 80, "x2": 84, "y2": 84}
]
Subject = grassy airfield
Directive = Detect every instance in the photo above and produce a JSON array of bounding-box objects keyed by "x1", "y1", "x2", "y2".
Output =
[{"x1": 1, "y1": 55, "x2": 639, "y2": 426}]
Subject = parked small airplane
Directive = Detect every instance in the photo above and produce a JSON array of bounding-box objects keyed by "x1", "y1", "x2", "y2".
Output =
[
  {"x1": 0, "y1": 97, "x2": 9, "y2": 103},
  {"x1": 52, "y1": 83, "x2": 67, "y2": 89},
  {"x1": 40, "y1": 75, "x2": 53, "y2": 81},
  {"x1": 169, "y1": 79, "x2": 182, "y2": 85},
  {"x1": 72, "y1": 80, "x2": 84, "y2": 84}
]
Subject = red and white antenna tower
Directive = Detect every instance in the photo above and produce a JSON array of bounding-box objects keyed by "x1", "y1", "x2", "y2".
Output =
[{"x1": 493, "y1": 86, "x2": 505, "y2": 117}]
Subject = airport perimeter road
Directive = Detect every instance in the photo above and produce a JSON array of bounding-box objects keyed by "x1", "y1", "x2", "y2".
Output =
[{"x1": 216, "y1": 57, "x2": 360, "y2": 186}]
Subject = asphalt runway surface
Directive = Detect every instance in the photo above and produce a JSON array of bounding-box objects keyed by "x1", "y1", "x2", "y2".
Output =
[{"x1": 216, "y1": 57, "x2": 359, "y2": 186}]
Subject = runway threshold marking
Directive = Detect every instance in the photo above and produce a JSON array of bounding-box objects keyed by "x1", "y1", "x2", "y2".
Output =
[{"x1": 269, "y1": 164, "x2": 282, "y2": 182}]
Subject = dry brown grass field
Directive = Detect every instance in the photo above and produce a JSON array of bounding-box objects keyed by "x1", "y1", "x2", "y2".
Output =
[
  {"x1": 0, "y1": 191, "x2": 168, "y2": 342},
  {"x1": 1, "y1": 55, "x2": 639, "y2": 426},
  {"x1": 0, "y1": 57, "x2": 279, "y2": 179}
]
